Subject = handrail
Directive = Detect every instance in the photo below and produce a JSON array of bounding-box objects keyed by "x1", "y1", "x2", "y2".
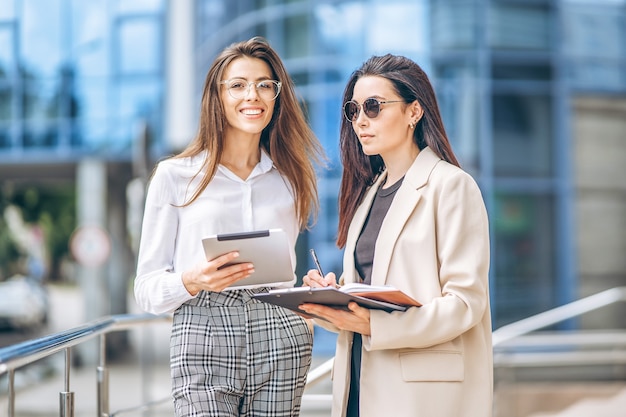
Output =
[
  {"x1": 491, "y1": 286, "x2": 626, "y2": 347},
  {"x1": 305, "y1": 357, "x2": 334, "y2": 389},
  {"x1": 0, "y1": 314, "x2": 171, "y2": 374},
  {"x1": 0, "y1": 313, "x2": 172, "y2": 417}
]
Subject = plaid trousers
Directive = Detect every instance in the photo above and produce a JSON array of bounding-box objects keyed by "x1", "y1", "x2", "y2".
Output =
[{"x1": 170, "y1": 288, "x2": 313, "y2": 417}]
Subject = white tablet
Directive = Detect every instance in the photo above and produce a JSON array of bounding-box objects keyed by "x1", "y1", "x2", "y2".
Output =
[{"x1": 201, "y1": 229, "x2": 295, "y2": 288}]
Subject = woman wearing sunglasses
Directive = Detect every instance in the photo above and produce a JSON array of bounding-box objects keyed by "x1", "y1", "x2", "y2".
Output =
[
  {"x1": 134, "y1": 37, "x2": 324, "y2": 416},
  {"x1": 301, "y1": 54, "x2": 492, "y2": 417}
]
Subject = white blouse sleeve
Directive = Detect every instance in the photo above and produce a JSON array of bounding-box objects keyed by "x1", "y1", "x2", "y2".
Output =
[{"x1": 133, "y1": 164, "x2": 195, "y2": 314}]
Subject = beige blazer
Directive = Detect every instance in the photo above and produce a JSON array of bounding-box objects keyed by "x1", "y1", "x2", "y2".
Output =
[{"x1": 324, "y1": 147, "x2": 493, "y2": 417}]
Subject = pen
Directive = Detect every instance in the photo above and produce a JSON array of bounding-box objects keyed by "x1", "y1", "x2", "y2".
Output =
[{"x1": 309, "y1": 248, "x2": 325, "y2": 277}]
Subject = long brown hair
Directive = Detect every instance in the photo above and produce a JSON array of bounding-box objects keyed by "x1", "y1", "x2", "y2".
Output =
[
  {"x1": 174, "y1": 37, "x2": 324, "y2": 229},
  {"x1": 336, "y1": 54, "x2": 459, "y2": 247}
]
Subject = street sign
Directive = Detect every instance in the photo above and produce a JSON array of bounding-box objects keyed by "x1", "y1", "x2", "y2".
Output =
[{"x1": 70, "y1": 225, "x2": 111, "y2": 267}]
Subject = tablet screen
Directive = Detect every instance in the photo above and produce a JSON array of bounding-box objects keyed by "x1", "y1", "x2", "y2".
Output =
[{"x1": 201, "y1": 229, "x2": 295, "y2": 288}]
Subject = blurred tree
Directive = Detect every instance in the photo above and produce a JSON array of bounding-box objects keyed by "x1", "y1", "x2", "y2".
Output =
[
  {"x1": 0, "y1": 196, "x2": 22, "y2": 281},
  {"x1": 4, "y1": 185, "x2": 76, "y2": 282}
]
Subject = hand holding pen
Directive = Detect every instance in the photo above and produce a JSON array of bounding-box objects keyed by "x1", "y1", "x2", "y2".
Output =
[{"x1": 305, "y1": 249, "x2": 338, "y2": 288}]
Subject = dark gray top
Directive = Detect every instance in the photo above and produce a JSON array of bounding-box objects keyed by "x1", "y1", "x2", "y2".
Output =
[
  {"x1": 348, "y1": 175, "x2": 404, "y2": 417},
  {"x1": 354, "y1": 176, "x2": 404, "y2": 285}
]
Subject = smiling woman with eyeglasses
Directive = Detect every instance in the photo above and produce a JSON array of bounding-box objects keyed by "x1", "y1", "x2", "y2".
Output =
[
  {"x1": 300, "y1": 54, "x2": 493, "y2": 417},
  {"x1": 134, "y1": 37, "x2": 325, "y2": 417}
]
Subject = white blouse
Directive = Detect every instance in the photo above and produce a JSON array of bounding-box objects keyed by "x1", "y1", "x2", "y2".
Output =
[{"x1": 134, "y1": 150, "x2": 299, "y2": 314}]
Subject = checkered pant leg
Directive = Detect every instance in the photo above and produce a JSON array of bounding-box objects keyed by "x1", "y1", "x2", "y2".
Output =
[{"x1": 170, "y1": 289, "x2": 313, "y2": 417}]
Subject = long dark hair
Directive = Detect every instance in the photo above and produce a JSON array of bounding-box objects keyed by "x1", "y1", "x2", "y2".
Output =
[
  {"x1": 174, "y1": 37, "x2": 324, "y2": 229},
  {"x1": 336, "y1": 54, "x2": 459, "y2": 247}
]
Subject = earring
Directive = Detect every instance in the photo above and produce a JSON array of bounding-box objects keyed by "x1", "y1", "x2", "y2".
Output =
[{"x1": 409, "y1": 121, "x2": 415, "y2": 129}]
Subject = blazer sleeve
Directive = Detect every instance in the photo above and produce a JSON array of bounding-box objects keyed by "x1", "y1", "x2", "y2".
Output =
[{"x1": 366, "y1": 167, "x2": 491, "y2": 351}]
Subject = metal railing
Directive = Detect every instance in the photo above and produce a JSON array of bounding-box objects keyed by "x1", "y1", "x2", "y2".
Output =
[
  {"x1": 492, "y1": 286, "x2": 626, "y2": 374},
  {"x1": 492, "y1": 286, "x2": 626, "y2": 347},
  {"x1": 0, "y1": 314, "x2": 172, "y2": 417},
  {"x1": 2, "y1": 286, "x2": 626, "y2": 417}
]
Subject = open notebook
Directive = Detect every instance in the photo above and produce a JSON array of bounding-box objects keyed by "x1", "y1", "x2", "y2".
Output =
[{"x1": 253, "y1": 283, "x2": 421, "y2": 318}]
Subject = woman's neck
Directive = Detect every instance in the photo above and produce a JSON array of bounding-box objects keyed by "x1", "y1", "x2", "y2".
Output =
[
  {"x1": 220, "y1": 135, "x2": 262, "y2": 180},
  {"x1": 381, "y1": 145, "x2": 420, "y2": 188}
]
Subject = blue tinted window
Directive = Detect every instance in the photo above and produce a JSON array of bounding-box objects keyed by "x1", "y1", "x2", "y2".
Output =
[
  {"x1": 492, "y1": 93, "x2": 553, "y2": 178},
  {"x1": 21, "y1": 0, "x2": 63, "y2": 77},
  {"x1": 71, "y1": 0, "x2": 109, "y2": 78},
  {"x1": 118, "y1": 19, "x2": 161, "y2": 75},
  {"x1": 493, "y1": 193, "x2": 556, "y2": 327},
  {"x1": 0, "y1": 0, "x2": 16, "y2": 19},
  {"x1": 116, "y1": 0, "x2": 163, "y2": 14},
  {"x1": 0, "y1": 28, "x2": 14, "y2": 77},
  {"x1": 490, "y1": 4, "x2": 552, "y2": 51}
]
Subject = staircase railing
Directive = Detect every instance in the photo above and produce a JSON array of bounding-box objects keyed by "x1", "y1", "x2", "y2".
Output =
[
  {"x1": 0, "y1": 314, "x2": 172, "y2": 417},
  {"x1": 492, "y1": 287, "x2": 626, "y2": 377}
]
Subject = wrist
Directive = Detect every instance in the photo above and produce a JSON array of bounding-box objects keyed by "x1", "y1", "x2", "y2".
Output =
[{"x1": 182, "y1": 270, "x2": 200, "y2": 296}]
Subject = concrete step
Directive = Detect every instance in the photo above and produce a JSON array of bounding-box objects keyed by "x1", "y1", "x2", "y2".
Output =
[
  {"x1": 529, "y1": 387, "x2": 626, "y2": 417},
  {"x1": 494, "y1": 382, "x2": 626, "y2": 417}
]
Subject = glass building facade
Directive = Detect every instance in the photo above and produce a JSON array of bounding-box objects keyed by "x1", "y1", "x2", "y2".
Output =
[
  {"x1": 1, "y1": 0, "x2": 625, "y2": 330},
  {"x1": 0, "y1": 0, "x2": 164, "y2": 156}
]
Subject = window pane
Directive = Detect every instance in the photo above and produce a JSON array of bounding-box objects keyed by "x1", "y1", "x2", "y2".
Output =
[
  {"x1": 116, "y1": 0, "x2": 163, "y2": 14},
  {"x1": 0, "y1": 83, "x2": 10, "y2": 120},
  {"x1": 285, "y1": 14, "x2": 309, "y2": 58},
  {"x1": 489, "y1": 4, "x2": 552, "y2": 51},
  {"x1": 0, "y1": 28, "x2": 14, "y2": 78},
  {"x1": 0, "y1": 1, "x2": 16, "y2": 19},
  {"x1": 118, "y1": 19, "x2": 160, "y2": 75},
  {"x1": 564, "y1": 4, "x2": 624, "y2": 59},
  {"x1": 314, "y1": 3, "x2": 366, "y2": 57},
  {"x1": 435, "y1": 64, "x2": 480, "y2": 171},
  {"x1": 75, "y1": 80, "x2": 111, "y2": 151},
  {"x1": 23, "y1": 77, "x2": 56, "y2": 120},
  {"x1": 493, "y1": 193, "x2": 556, "y2": 327},
  {"x1": 21, "y1": 76, "x2": 66, "y2": 148},
  {"x1": 71, "y1": 0, "x2": 108, "y2": 78},
  {"x1": 108, "y1": 80, "x2": 161, "y2": 150},
  {"x1": 0, "y1": 79, "x2": 11, "y2": 147},
  {"x1": 492, "y1": 63, "x2": 552, "y2": 81},
  {"x1": 492, "y1": 93, "x2": 553, "y2": 177},
  {"x1": 563, "y1": 4, "x2": 626, "y2": 90},
  {"x1": 309, "y1": 89, "x2": 341, "y2": 161},
  {"x1": 0, "y1": 120, "x2": 10, "y2": 147},
  {"x1": 432, "y1": 2, "x2": 477, "y2": 50},
  {"x1": 368, "y1": 2, "x2": 427, "y2": 55},
  {"x1": 21, "y1": 0, "x2": 63, "y2": 77}
]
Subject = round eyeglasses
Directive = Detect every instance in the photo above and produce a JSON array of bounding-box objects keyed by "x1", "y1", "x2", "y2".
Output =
[
  {"x1": 343, "y1": 98, "x2": 404, "y2": 122},
  {"x1": 220, "y1": 78, "x2": 282, "y2": 101}
]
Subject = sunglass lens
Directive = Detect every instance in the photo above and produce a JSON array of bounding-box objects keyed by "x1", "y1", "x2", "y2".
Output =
[
  {"x1": 344, "y1": 102, "x2": 359, "y2": 121},
  {"x1": 363, "y1": 98, "x2": 381, "y2": 118}
]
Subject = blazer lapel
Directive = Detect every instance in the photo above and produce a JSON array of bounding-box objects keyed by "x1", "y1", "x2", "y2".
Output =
[{"x1": 370, "y1": 147, "x2": 442, "y2": 286}]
